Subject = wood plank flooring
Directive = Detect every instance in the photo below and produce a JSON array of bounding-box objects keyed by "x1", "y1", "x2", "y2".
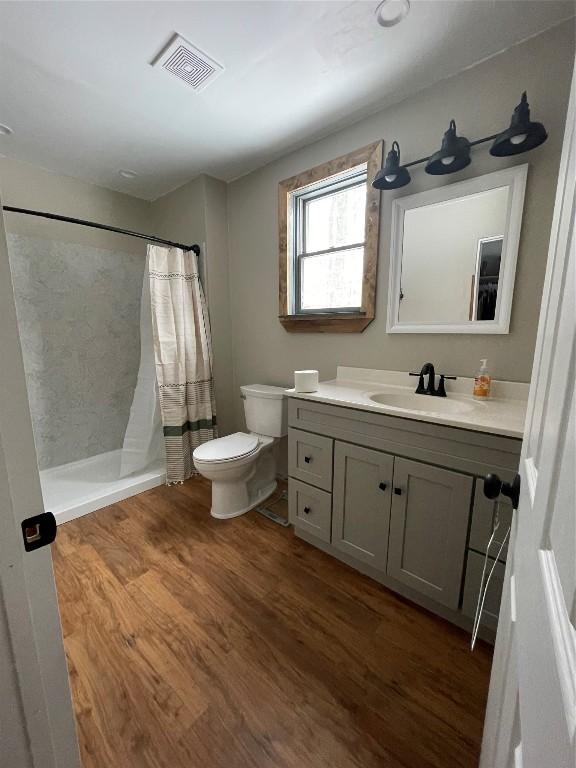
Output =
[{"x1": 53, "y1": 477, "x2": 492, "y2": 768}]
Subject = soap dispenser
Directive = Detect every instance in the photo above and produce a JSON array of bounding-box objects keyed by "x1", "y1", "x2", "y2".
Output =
[{"x1": 473, "y1": 359, "x2": 492, "y2": 399}]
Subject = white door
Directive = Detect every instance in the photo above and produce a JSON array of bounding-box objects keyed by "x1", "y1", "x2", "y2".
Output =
[
  {"x1": 481, "y1": 60, "x2": 576, "y2": 768},
  {"x1": 0, "y1": 193, "x2": 81, "y2": 767}
]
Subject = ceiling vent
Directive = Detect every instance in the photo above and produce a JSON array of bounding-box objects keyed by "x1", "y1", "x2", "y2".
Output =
[{"x1": 151, "y1": 34, "x2": 224, "y2": 92}]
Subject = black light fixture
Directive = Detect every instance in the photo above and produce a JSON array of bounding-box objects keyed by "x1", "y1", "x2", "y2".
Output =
[
  {"x1": 372, "y1": 141, "x2": 411, "y2": 190},
  {"x1": 425, "y1": 119, "x2": 471, "y2": 175},
  {"x1": 371, "y1": 91, "x2": 548, "y2": 191},
  {"x1": 490, "y1": 91, "x2": 548, "y2": 157}
]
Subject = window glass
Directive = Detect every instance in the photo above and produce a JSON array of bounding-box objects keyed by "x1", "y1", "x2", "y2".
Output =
[
  {"x1": 300, "y1": 247, "x2": 364, "y2": 310},
  {"x1": 304, "y1": 183, "x2": 366, "y2": 253}
]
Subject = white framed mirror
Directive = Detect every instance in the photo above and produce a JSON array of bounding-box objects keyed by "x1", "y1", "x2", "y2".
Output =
[{"x1": 387, "y1": 165, "x2": 528, "y2": 334}]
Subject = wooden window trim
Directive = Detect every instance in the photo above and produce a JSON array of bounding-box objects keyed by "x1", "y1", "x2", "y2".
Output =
[{"x1": 278, "y1": 141, "x2": 383, "y2": 333}]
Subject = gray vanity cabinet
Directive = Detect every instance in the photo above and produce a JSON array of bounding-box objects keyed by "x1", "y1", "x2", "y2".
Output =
[
  {"x1": 387, "y1": 459, "x2": 473, "y2": 609},
  {"x1": 287, "y1": 397, "x2": 522, "y2": 639},
  {"x1": 331, "y1": 442, "x2": 393, "y2": 569}
]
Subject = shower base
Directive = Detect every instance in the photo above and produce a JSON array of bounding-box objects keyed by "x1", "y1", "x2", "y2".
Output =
[{"x1": 40, "y1": 449, "x2": 166, "y2": 525}]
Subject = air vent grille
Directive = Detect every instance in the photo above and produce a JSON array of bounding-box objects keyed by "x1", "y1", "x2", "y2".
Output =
[{"x1": 152, "y1": 34, "x2": 224, "y2": 92}]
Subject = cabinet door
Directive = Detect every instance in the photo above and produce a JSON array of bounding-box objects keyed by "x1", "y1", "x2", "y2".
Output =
[
  {"x1": 461, "y1": 550, "x2": 505, "y2": 632},
  {"x1": 387, "y1": 458, "x2": 473, "y2": 609},
  {"x1": 331, "y1": 442, "x2": 393, "y2": 569}
]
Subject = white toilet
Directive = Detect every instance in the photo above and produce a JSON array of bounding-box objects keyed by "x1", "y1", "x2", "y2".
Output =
[{"x1": 192, "y1": 384, "x2": 287, "y2": 519}]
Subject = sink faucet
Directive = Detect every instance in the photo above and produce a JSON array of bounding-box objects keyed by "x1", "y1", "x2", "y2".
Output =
[
  {"x1": 417, "y1": 362, "x2": 436, "y2": 395},
  {"x1": 410, "y1": 363, "x2": 457, "y2": 397}
]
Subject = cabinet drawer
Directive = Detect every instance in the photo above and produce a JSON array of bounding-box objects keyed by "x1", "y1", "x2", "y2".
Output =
[
  {"x1": 461, "y1": 550, "x2": 505, "y2": 631},
  {"x1": 288, "y1": 428, "x2": 333, "y2": 491},
  {"x1": 288, "y1": 478, "x2": 332, "y2": 543},
  {"x1": 468, "y1": 483, "x2": 513, "y2": 562}
]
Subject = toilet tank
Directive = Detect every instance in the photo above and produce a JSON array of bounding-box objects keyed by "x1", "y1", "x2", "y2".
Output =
[{"x1": 240, "y1": 384, "x2": 288, "y2": 438}]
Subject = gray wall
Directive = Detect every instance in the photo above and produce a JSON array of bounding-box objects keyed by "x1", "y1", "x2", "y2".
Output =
[
  {"x1": 8, "y1": 233, "x2": 145, "y2": 469},
  {"x1": 226, "y1": 22, "x2": 574, "y2": 432}
]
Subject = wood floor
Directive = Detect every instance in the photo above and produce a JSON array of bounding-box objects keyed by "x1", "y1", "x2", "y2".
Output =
[{"x1": 53, "y1": 477, "x2": 493, "y2": 768}]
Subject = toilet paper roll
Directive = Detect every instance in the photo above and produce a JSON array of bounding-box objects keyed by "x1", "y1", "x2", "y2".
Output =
[{"x1": 294, "y1": 370, "x2": 319, "y2": 393}]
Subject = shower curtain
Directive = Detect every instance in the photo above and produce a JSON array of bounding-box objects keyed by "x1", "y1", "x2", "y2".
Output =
[
  {"x1": 120, "y1": 252, "x2": 164, "y2": 478},
  {"x1": 148, "y1": 244, "x2": 217, "y2": 483}
]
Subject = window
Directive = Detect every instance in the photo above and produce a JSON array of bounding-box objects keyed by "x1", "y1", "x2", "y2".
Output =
[
  {"x1": 294, "y1": 169, "x2": 367, "y2": 313},
  {"x1": 278, "y1": 142, "x2": 382, "y2": 332}
]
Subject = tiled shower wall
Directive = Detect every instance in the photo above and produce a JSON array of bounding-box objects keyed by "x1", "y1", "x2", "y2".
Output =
[{"x1": 8, "y1": 234, "x2": 145, "y2": 469}]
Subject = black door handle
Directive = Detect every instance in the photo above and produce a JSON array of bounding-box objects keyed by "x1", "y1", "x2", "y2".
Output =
[
  {"x1": 21, "y1": 512, "x2": 57, "y2": 552},
  {"x1": 303, "y1": 506, "x2": 311, "y2": 514},
  {"x1": 483, "y1": 473, "x2": 521, "y2": 510},
  {"x1": 394, "y1": 487, "x2": 402, "y2": 496},
  {"x1": 379, "y1": 482, "x2": 387, "y2": 491},
  {"x1": 304, "y1": 455, "x2": 312, "y2": 464}
]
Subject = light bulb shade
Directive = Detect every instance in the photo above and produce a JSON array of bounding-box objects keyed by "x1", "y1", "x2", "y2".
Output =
[
  {"x1": 425, "y1": 119, "x2": 471, "y2": 175},
  {"x1": 490, "y1": 91, "x2": 548, "y2": 157},
  {"x1": 372, "y1": 141, "x2": 411, "y2": 189}
]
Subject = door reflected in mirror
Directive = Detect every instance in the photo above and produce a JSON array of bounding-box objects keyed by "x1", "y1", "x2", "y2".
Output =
[{"x1": 388, "y1": 166, "x2": 528, "y2": 334}]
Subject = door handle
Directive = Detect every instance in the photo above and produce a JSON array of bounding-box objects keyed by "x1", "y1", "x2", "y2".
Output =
[
  {"x1": 21, "y1": 512, "x2": 57, "y2": 552},
  {"x1": 483, "y1": 473, "x2": 521, "y2": 510},
  {"x1": 304, "y1": 455, "x2": 312, "y2": 464},
  {"x1": 303, "y1": 506, "x2": 311, "y2": 514},
  {"x1": 394, "y1": 487, "x2": 402, "y2": 496},
  {"x1": 379, "y1": 482, "x2": 387, "y2": 491}
]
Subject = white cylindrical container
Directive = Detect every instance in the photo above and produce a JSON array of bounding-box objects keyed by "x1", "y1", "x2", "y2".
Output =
[{"x1": 294, "y1": 370, "x2": 319, "y2": 393}]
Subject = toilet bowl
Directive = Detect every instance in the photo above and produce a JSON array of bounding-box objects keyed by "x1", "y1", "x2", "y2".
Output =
[{"x1": 193, "y1": 384, "x2": 287, "y2": 519}]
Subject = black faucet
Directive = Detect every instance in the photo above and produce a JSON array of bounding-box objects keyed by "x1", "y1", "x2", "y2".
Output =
[{"x1": 410, "y1": 363, "x2": 457, "y2": 397}]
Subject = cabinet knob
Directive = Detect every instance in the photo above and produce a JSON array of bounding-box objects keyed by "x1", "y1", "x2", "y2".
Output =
[
  {"x1": 379, "y1": 482, "x2": 388, "y2": 491},
  {"x1": 394, "y1": 487, "x2": 402, "y2": 496},
  {"x1": 304, "y1": 455, "x2": 312, "y2": 464},
  {"x1": 303, "y1": 506, "x2": 311, "y2": 514}
]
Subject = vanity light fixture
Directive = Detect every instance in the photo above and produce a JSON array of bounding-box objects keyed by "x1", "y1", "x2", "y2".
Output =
[
  {"x1": 372, "y1": 92, "x2": 547, "y2": 191},
  {"x1": 490, "y1": 91, "x2": 548, "y2": 157},
  {"x1": 372, "y1": 141, "x2": 411, "y2": 190},
  {"x1": 425, "y1": 120, "x2": 471, "y2": 176}
]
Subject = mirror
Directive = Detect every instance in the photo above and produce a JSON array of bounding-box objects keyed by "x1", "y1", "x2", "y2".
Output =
[{"x1": 387, "y1": 165, "x2": 528, "y2": 334}]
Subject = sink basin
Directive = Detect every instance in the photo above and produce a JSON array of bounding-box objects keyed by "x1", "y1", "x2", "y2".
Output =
[{"x1": 369, "y1": 392, "x2": 475, "y2": 415}]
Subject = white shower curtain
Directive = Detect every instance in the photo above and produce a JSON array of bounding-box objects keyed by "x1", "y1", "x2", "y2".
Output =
[
  {"x1": 147, "y1": 244, "x2": 217, "y2": 483},
  {"x1": 120, "y1": 252, "x2": 165, "y2": 478}
]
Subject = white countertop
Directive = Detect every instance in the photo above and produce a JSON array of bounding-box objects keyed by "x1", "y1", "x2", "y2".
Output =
[{"x1": 287, "y1": 367, "x2": 528, "y2": 439}]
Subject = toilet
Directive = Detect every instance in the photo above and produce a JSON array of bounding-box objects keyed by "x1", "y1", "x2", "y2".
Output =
[{"x1": 192, "y1": 384, "x2": 288, "y2": 519}]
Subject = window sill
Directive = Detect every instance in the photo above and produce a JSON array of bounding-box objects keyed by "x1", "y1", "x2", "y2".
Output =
[{"x1": 279, "y1": 313, "x2": 373, "y2": 333}]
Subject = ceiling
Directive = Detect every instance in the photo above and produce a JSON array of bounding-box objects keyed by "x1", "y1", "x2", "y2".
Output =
[{"x1": 0, "y1": 1, "x2": 573, "y2": 200}]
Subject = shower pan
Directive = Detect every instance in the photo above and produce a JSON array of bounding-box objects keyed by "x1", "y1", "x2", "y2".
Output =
[{"x1": 40, "y1": 450, "x2": 165, "y2": 525}]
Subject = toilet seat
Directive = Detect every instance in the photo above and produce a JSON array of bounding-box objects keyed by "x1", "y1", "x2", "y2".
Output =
[{"x1": 193, "y1": 432, "x2": 260, "y2": 464}]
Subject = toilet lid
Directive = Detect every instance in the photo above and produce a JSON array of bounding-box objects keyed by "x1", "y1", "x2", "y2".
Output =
[{"x1": 193, "y1": 432, "x2": 259, "y2": 463}]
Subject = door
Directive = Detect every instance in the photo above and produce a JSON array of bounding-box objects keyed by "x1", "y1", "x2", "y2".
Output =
[
  {"x1": 387, "y1": 457, "x2": 473, "y2": 609},
  {"x1": 0, "y1": 195, "x2": 80, "y2": 767},
  {"x1": 332, "y1": 441, "x2": 392, "y2": 569},
  {"x1": 480, "y1": 61, "x2": 576, "y2": 768}
]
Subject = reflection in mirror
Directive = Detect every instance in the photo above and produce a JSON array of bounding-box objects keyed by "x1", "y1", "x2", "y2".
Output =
[
  {"x1": 388, "y1": 166, "x2": 528, "y2": 334},
  {"x1": 474, "y1": 236, "x2": 503, "y2": 321}
]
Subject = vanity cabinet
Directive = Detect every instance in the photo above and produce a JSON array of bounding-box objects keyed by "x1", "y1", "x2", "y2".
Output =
[
  {"x1": 387, "y1": 459, "x2": 473, "y2": 609},
  {"x1": 287, "y1": 397, "x2": 521, "y2": 639}
]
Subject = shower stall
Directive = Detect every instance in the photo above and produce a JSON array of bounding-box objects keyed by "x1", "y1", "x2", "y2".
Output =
[{"x1": 7, "y1": 231, "x2": 167, "y2": 524}]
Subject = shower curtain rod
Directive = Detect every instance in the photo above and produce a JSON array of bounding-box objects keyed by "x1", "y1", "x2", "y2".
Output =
[{"x1": 2, "y1": 206, "x2": 201, "y2": 256}]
